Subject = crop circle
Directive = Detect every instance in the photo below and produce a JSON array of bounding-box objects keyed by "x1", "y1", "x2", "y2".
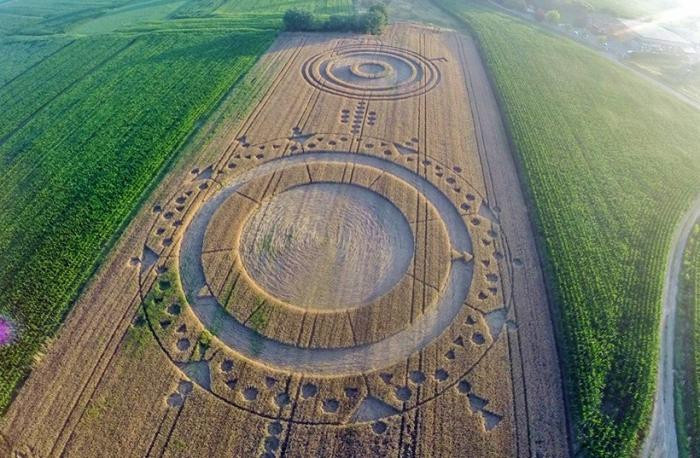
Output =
[
  {"x1": 239, "y1": 182, "x2": 414, "y2": 311},
  {"x1": 302, "y1": 45, "x2": 440, "y2": 100},
  {"x1": 349, "y1": 61, "x2": 392, "y2": 79},
  {"x1": 179, "y1": 151, "x2": 467, "y2": 371},
  {"x1": 139, "y1": 133, "x2": 511, "y2": 426}
]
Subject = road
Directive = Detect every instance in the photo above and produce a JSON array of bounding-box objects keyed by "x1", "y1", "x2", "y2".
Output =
[{"x1": 642, "y1": 197, "x2": 700, "y2": 458}]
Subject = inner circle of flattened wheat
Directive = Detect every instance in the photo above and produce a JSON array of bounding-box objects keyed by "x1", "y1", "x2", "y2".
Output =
[{"x1": 238, "y1": 182, "x2": 415, "y2": 311}]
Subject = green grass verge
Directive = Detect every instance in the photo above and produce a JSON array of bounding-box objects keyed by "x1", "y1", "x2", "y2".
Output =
[
  {"x1": 215, "y1": 0, "x2": 355, "y2": 16},
  {"x1": 435, "y1": 1, "x2": 700, "y2": 456},
  {"x1": 674, "y1": 223, "x2": 700, "y2": 458}
]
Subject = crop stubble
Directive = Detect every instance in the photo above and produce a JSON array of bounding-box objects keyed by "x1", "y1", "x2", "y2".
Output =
[{"x1": 0, "y1": 25, "x2": 566, "y2": 457}]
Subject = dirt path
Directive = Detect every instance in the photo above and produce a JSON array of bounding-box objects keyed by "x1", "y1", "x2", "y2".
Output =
[{"x1": 642, "y1": 197, "x2": 700, "y2": 458}]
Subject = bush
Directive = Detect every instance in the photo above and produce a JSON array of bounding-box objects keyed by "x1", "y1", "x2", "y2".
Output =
[
  {"x1": 545, "y1": 9, "x2": 561, "y2": 23},
  {"x1": 283, "y1": 8, "x2": 317, "y2": 32},
  {"x1": 323, "y1": 14, "x2": 355, "y2": 32},
  {"x1": 364, "y1": 5, "x2": 388, "y2": 34},
  {"x1": 369, "y1": 4, "x2": 388, "y2": 18}
]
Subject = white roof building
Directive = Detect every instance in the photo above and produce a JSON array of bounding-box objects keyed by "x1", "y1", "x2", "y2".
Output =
[{"x1": 615, "y1": 19, "x2": 693, "y2": 52}]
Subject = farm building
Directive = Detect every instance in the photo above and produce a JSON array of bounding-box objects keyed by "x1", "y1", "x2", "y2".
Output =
[
  {"x1": 590, "y1": 14, "x2": 696, "y2": 56},
  {"x1": 614, "y1": 19, "x2": 694, "y2": 55}
]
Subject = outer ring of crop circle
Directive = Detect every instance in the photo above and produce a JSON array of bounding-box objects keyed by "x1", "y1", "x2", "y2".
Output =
[
  {"x1": 301, "y1": 45, "x2": 441, "y2": 100},
  {"x1": 139, "y1": 133, "x2": 515, "y2": 425},
  {"x1": 175, "y1": 152, "x2": 471, "y2": 374}
]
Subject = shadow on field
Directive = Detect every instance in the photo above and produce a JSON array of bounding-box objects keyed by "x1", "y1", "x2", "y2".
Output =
[{"x1": 143, "y1": 30, "x2": 278, "y2": 63}]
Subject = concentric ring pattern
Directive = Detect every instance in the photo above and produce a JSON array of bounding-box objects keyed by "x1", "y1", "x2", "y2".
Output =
[{"x1": 302, "y1": 45, "x2": 440, "y2": 100}]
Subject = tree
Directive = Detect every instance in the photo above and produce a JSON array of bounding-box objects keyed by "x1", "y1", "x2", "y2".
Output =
[
  {"x1": 369, "y1": 4, "x2": 388, "y2": 18},
  {"x1": 562, "y1": 0, "x2": 593, "y2": 27},
  {"x1": 533, "y1": 0, "x2": 558, "y2": 10},
  {"x1": 282, "y1": 3, "x2": 388, "y2": 35},
  {"x1": 283, "y1": 8, "x2": 316, "y2": 31},
  {"x1": 324, "y1": 14, "x2": 353, "y2": 32},
  {"x1": 363, "y1": 5, "x2": 388, "y2": 34},
  {"x1": 545, "y1": 9, "x2": 561, "y2": 24}
]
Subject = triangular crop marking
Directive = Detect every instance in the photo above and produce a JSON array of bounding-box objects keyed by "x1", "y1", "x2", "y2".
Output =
[
  {"x1": 351, "y1": 396, "x2": 400, "y2": 422},
  {"x1": 452, "y1": 249, "x2": 473, "y2": 263},
  {"x1": 393, "y1": 142, "x2": 417, "y2": 155}
]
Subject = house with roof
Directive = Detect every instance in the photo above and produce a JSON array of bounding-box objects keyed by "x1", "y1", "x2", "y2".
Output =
[{"x1": 613, "y1": 19, "x2": 695, "y2": 55}]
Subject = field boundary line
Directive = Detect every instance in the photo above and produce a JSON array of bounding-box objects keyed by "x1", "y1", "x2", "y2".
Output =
[
  {"x1": 48, "y1": 291, "x2": 143, "y2": 456},
  {"x1": 158, "y1": 399, "x2": 186, "y2": 458},
  {"x1": 144, "y1": 408, "x2": 170, "y2": 457},
  {"x1": 56, "y1": 258, "x2": 178, "y2": 456}
]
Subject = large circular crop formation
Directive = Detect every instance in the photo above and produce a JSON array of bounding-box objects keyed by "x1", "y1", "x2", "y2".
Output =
[
  {"x1": 302, "y1": 44, "x2": 440, "y2": 100},
  {"x1": 139, "y1": 134, "x2": 511, "y2": 430},
  {"x1": 238, "y1": 182, "x2": 415, "y2": 311}
]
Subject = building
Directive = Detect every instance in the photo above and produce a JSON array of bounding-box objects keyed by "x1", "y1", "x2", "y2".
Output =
[{"x1": 613, "y1": 19, "x2": 693, "y2": 55}]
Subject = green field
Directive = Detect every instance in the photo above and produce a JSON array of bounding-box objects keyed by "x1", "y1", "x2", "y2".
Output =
[
  {"x1": 675, "y1": 223, "x2": 700, "y2": 458},
  {"x1": 0, "y1": 0, "x2": 361, "y2": 413},
  {"x1": 0, "y1": 37, "x2": 70, "y2": 85},
  {"x1": 436, "y1": 1, "x2": 700, "y2": 456},
  {"x1": 0, "y1": 0, "x2": 354, "y2": 36},
  {"x1": 216, "y1": 0, "x2": 354, "y2": 16},
  {"x1": 0, "y1": 0, "x2": 144, "y2": 35}
]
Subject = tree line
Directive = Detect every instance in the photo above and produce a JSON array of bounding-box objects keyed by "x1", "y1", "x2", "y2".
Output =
[{"x1": 283, "y1": 4, "x2": 388, "y2": 35}]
